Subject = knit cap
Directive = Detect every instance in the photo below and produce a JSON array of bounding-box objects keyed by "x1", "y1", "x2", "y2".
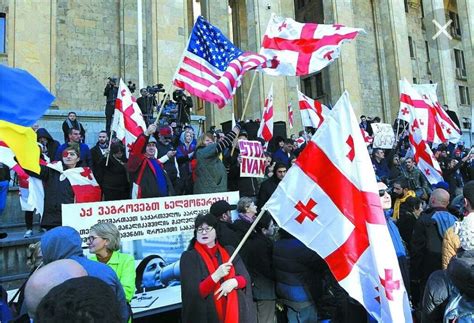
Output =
[{"x1": 459, "y1": 215, "x2": 474, "y2": 251}]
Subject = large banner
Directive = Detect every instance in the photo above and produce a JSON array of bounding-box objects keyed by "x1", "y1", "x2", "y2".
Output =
[
  {"x1": 371, "y1": 123, "x2": 395, "y2": 149},
  {"x1": 62, "y1": 191, "x2": 239, "y2": 314},
  {"x1": 238, "y1": 139, "x2": 266, "y2": 178}
]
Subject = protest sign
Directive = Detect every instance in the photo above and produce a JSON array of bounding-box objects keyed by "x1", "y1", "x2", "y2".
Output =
[
  {"x1": 371, "y1": 123, "x2": 395, "y2": 149},
  {"x1": 62, "y1": 191, "x2": 239, "y2": 307},
  {"x1": 238, "y1": 139, "x2": 266, "y2": 178}
]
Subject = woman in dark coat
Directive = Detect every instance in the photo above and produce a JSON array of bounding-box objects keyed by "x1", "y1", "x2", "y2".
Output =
[
  {"x1": 97, "y1": 141, "x2": 130, "y2": 201},
  {"x1": 180, "y1": 213, "x2": 257, "y2": 323}
]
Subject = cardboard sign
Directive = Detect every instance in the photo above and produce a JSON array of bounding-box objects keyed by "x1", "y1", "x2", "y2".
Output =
[
  {"x1": 371, "y1": 123, "x2": 395, "y2": 149},
  {"x1": 62, "y1": 191, "x2": 240, "y2": 307},
  {"x1": 238, "y1": 140, "x2": 266, "y2": 178}
]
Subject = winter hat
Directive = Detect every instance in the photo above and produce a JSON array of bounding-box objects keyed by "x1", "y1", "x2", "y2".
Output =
[
  {"x1": 159, "y1": 126, "x2": 172, "y2": 137},
  {"x1": 459, "y1": 215, "x2": 474, "y2": 251},
  {"x1": 148, "y1": 136, "x2": 157, "y2": 144}
]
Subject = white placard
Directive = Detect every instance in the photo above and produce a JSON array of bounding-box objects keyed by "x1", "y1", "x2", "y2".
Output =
[{"x1": 371, "y1": 123, "x2": 395, "y2": 149}]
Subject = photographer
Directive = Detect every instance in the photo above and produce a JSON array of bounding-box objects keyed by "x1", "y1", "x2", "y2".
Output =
[
  {"x1": 173, "y1": 89, "x2": 193, "y2": 125},
  {"x1": 137, "y1": 88, "x2": 157, "y2": 126},
  {"x1": 104, "y1": 77, "x2": 118, "y2": 134}
]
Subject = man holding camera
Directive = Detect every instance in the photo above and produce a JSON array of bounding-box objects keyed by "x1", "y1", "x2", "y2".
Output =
[
  {"x1": 156, "y1": 126, "x2": 183, "y2": 195},
  {"x1": 137, "y1": 88, "x2": 157, "y2": 126},
  {"x1": 104, "y1": 77, "x2": 118, "y2": 135}
]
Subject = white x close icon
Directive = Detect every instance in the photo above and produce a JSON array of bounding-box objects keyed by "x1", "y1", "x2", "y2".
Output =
[{"x1": 432, "y1": 19, "x2": 453, "y2": 40}]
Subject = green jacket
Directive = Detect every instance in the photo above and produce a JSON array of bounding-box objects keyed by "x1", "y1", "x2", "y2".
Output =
[{"x1": 90, "y1": 251, "x2": 136, "y2": 302}]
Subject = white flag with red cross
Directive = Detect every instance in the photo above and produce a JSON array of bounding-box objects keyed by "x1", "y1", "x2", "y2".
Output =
[
  {"x1": 259, "y1": 14, "x2": 364, "y2": 76},
  {"x1": 288, "y1": 102, "x2": 294, "y2": 129},
  {"x1": 398, "y1": 80, "x2": 461, "y2": 144},
  {"x1": 257, "y1": 84, "x2": 274, "y2": 143},
  {"x1": 297, "y1": 89, "x2": 330, "y2": 129},
  {"x1": 112, "y1": 79, "x2": 147, "y2": 156},
  {"x1": 264, "y1": 91, "x2": 412, "y2": 322}
]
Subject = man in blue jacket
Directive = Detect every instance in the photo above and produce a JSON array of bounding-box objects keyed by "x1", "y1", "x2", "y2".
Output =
[{"x1": 55, "y1": 128, "x2": 92, "y2": 167}]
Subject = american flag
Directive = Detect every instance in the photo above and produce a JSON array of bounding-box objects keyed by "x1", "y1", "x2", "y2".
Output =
[{"x1": 173, "y1": 16, "x2": 271, "y2": 109}]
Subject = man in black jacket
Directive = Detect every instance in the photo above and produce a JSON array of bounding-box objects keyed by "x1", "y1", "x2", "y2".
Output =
[
  {"x1": 90, "y1": 131, "x2": 109, "y2": 177},
  {"x1": 210, "y1": 200, "x2": 240, "y2": 248},
  {"x1": 257, "y1": 163, "x2": 287, "y2": 211},
  {"x1": 104, "y1": 78, "x2": 118, "y2": 135}
]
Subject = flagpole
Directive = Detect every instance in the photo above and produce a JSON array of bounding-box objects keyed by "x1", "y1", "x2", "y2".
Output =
[
  {"x1": 240, "y1": 71, "x2": 258, "y2": 121},
  {"x1": 153, "y1": 84, "x2": 174, "y2": 126},
  {"x1": 229, "y1": 208, "x2": 266, "y2": 263},
  {"x1": 105, "y1": 130, "x2": 114, "y2": 167}
]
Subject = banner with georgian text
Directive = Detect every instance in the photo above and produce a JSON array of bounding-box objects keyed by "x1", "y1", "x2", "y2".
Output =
[{"x1": 62, "y1": 191, "x2": 239, "y2": 313}]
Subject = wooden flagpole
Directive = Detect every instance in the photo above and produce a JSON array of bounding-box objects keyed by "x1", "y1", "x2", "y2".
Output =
[{"x1": 229, "y1": 208, "x2": 266, "y2": 263}]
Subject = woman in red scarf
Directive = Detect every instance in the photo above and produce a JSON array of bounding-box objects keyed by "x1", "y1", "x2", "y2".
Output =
[{"x1": 180, "y1": 213, "x2": 257, "y2": 323}]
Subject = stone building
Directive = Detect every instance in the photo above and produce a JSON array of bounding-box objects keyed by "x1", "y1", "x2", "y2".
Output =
[
  {"x1": 0, "y1": 0, "x2": 472, "y2": 145},
  {"x1": 296, "y1": 0, "x2": 473, "y2": 144}
]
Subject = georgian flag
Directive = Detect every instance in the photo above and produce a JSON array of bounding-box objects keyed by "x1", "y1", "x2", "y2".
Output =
[
  {"x1": 297, "y1": 89, "x2": 330, "y2": 129},
  {"x1": 288, "y1": 102, "x2": 294, "y2": 129},
  {"x1": 264, "y1": 92, "x2": 412, "y2": 322},
  {"x1": 47, "y1": 162, "x2": 101, "y2": 203},
  {"x1": 260, "y1": 14, "x2": 364, "y2": 76},
  {"x1": 257, "y1": 84, "x2": 274, "y2": 143},
  {"x1": 398, "y1": 80, "x2": 461, "y2": 144},
  {"x1": 112, "y1": 79, "x2": 147, "y2": 156}
]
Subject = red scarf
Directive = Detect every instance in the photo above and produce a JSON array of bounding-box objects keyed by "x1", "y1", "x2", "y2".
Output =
[{"x1": 194, "y1": 242, "x2": 239, "y2": 323}]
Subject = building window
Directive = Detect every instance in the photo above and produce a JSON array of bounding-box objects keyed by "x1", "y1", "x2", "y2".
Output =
[
  {"x1": 0, "y1": 13, "x2": 6, "y2": 54},
  {"x1": 404, "y1": 0, "x2": 408, "y2": 13},
  {"x1": 420, "y1": 0, "x2": 424, "y2": 18},
  {"x1": 296, "y1": 0, "x2": 305, "y2": 9},
  {"x1": 408, "y1": 36, "x2": 415, "y2": 58},
  {"x1": 413, "y1": 78, "x2": 417, "y2": 84},
  {"x1": 301, "y1": 73, "x2": 324, "y2": 99},
  {"x1": 449, "y1": 11, "x2": 462, "y2": 37},
  {"x1": 459, "y1": 86, "x2": 471, "y2": 105},
  {"x1": 454, "y1": 49, "x2": 467, "y2": 79}
]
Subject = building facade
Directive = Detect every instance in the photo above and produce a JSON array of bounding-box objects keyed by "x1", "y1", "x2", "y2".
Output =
[{"x1": 0, "y1": 0, "x2": 472, "y2": 145}]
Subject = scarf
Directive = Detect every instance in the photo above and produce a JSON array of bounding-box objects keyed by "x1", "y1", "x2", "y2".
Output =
[
  {"x1": 238, "y1": 212, "x2": 255, "y2": 224},
  {"x1": 66, "y1": 118, "x2": 83, "y2": 132},
  {"x1": 149, "y1": 159, "x2": 168, "y2": 197},
  {"x1": 393, "y1": 190, "x2": 416, "y2": 221},
  {"x1": 194, "y1": 242, "x2": 239, "y2": 323}
]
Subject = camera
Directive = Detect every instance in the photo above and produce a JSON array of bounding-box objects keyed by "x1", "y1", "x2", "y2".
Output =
[
  {"x1": 127, "y1": 81, "x2": 136, "y2": 93},
  {"x1": 172, "y1": 89, "x2": 193, "y2": 125},
  {"x1": 147, "y1": 83, "x2": 165, "y2": 95},
  {"x1": 107, "y1": 77, "x2": 117, "y2": 85}
]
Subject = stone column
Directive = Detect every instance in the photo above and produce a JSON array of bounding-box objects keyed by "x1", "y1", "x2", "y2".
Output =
[
  {"x1": 457, "y1": 0, "x2": 474, "y2": 126},
  {"x1": 422, "y1": 0, "x2": 457, "y2": 109},
  {"x1": 370, "y1": 0, "x2": 413, "y2": 122}
]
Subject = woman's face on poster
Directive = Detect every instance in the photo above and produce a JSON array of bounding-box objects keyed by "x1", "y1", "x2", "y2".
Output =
[{"x1": 141, "y1": 257, "x2": 167, "y2": 288}]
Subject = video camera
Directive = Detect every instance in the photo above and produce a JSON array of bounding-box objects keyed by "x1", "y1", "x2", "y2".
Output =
[
  {"x1": 127, "y1": 81, "x2": 136, "y2": 93},
  {"x1": 147, "y1": 83, "x2": 165, "y2": 95},
  {"x1": 107, "y1": 77, "x2": 118, "y2": 85}
]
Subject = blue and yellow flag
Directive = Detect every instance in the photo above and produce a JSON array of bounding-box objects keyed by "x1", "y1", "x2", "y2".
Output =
[{"x1": 0, "y1": 65, "x2": 55, "y2": 173}]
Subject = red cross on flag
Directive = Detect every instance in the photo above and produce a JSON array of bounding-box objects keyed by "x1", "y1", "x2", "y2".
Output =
[
  {"x1": 398, "y1": 79, "x2": 461, "y2": 144},
  {"x1": 257, "y1": 84, "x2": 274, "y2": 143},
  {"x1": 297, "y1": 89, "x2": 330, "y2": 129},
  {"x1": 259, "y1": 14, "x2": 364, "y2": 76},
  {"x1": 264, "y1": 91, "x2": 412, "y2": 322},
  {"x1": 112, "y1": 79, "x2": 147, "y2": 157},
  {"x1": 288, "y1": 102, "x2": 294, "y2": 129}
]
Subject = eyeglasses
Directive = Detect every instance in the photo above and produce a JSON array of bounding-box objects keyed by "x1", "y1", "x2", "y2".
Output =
[
  {"x1": 378, "y1": 189, "x2": 387, "y2": 197},
  {"x1": 87, "y1": 235, "x2": 100, "y2": 242},
  {"x1": 196, "y1": 227, "x2": 214, "y2": 234}
]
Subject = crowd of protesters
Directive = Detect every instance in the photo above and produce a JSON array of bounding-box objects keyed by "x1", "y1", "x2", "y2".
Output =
[{"x1": 1, "y1": 106, "x2": 474, "y2": 323}]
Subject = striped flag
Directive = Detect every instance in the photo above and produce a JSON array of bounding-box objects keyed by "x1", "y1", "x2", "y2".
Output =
[
  {"x1": 288, "y1": 102, "x2": 294, "y2": 129},
  {"x1": 173, "y1": 16, "x2": 271, "y2": 109}
]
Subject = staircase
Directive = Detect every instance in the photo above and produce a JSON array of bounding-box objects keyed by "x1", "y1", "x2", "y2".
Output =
[{"x1": 0, "y1": 187, "x2": 42, "y2": 291}]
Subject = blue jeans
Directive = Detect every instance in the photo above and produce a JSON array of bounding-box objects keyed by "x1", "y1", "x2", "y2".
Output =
[
  {"x1": 0, "y1": 180, "x2": 8, "y2": 216},
  {"x1": 286, "y1": 304, "x2": 318, "y2": 323}
]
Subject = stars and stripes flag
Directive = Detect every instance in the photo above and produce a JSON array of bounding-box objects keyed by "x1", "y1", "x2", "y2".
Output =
[
  {"x1": 298, "y1": 89, "x2": 330, "y2": 129},
  {"x1": 264, "y1": 91, "x2": 412, "y2": 322},
  {"x1": 257, "y1": 84, "x2": 274, "y2": 143},
  {"x1": 288, "y1": 102, "x2": 294, "y2": 129},
  {"x1": 111, "y1": 79, "x2": 147, "y2": 157},
  {"x1": 398, "y1": 80, "x2": 461, "y2": 144},
  {"x1": 260, "y1": 14, "x2": 364, "y2": 76},
  {"x1": 173, "y1": 16, "x2": 272, "y2": 109}
]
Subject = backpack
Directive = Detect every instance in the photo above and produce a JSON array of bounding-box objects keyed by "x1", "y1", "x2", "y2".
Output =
[{"x1": 444, "y1": 291, "x2": 474, "y2": 323}]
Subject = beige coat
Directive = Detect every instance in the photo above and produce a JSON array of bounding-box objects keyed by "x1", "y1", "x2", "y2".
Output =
[{"x1": 441, "y1": 223, "x2": 461, "y2": 269}]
